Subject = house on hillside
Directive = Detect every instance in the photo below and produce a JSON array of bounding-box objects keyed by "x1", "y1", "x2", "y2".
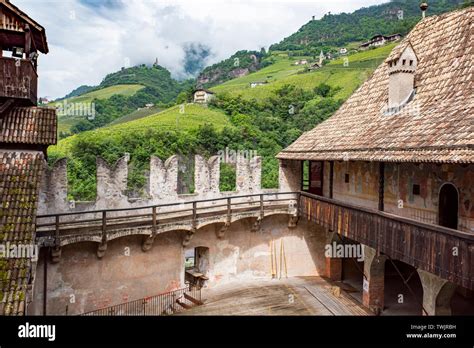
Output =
[
  {"x1": 360, "y1": 34, "x2": 402, "y2": 50},
  {"x1": 193, "y1": 89, "x2": 215, "y2": 104},
  {"x1": 339, "y1": 48, "x2": 347, "y2": 55},
  {"x1": 293, "y1": 59, "x2": 308, "y2": 66},
  {"x1": 250, "y1": 81, "x2": 267, "y2": 88},
  {"x1": 307, "y1": 62, "x2": 322, "y2": 71},
  {"x1": 278, "y1": 8, "x2": 474, "y2": 316}
]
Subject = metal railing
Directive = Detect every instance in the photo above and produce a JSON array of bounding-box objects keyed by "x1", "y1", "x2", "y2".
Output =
[
  {"x1": 81, "y1": 286, "x2": 202, "y2": 316},
  {"x1": 36, "y1": 192, "x2": 299, "y2": 246}
]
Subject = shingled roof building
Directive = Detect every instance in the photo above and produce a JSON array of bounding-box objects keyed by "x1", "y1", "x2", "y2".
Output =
[
  {"x1": 278, "y1": 7, "x2": 473, "y2": 315},
  {"x1": 0, "y1": 0, "x2": 56, "y2": 315}
]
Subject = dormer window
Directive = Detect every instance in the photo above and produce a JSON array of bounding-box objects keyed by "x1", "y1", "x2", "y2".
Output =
[{"x1": 386, "y1": 42, "x2": 418, "y2": 113}]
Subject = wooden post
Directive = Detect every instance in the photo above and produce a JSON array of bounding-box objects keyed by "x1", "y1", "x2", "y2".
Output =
[
  {"x1": 43, "y1": 247, "x2": 48, "y2": 315},
  {"x1": 152, "y1": 206, "x2": 157, "y2": 235},
  {"x1": 227, "y1": 197, "x2": 231, "y2": 222},
  {"x1": 54, "y1": 215, "x2": 60, "y2": 247},
  {"x1": 329, "y1": 161, "x2": 334, "y2": 199},
  {"x1": 101, "y1": 211, "x2": 107, "y2": 243},
  {"x1": 24, "y1": 24, "x2": 31, "y2": 57},
  {"x1": 260, "y1": 194, "x2": 264, "y2": 219},
  {"x1": 378, "y1": 162, "x2": 385, "y2": 211},
  {"x1": 192, "y1": 202, "x2": 197, "y2": 230}
]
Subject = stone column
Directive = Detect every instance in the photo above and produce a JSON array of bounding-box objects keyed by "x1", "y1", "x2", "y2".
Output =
[
  {"x1": 362, "y1": 245, "x2": 387, "y2": 313},
  {"x1": 417, "y1": 269, "x2": 456, "y2": 316},
  {"x1": 278, "y1": 159, "x2": 301, "y2": 192},
  {"x1": 325, "y1": 232, "x2": 342, "y2": 281}
]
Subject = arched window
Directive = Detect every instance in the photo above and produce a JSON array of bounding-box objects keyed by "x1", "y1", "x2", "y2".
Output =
[{"x1": 438, "y1": 183, "x2": 458, "y2": 229}]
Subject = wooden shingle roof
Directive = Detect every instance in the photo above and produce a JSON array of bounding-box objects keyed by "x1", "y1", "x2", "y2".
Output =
[
  {"x1": 278, "y1": 8, "x2": 474, "y2": 164},
  {"x1": 0, "y1": 150, "x2": 43, "y2": 315},
  {"x1": 0, "y1": 106, "x2": 57, "y2": 145}
]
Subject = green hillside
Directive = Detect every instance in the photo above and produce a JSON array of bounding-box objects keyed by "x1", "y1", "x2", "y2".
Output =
[
  {"x1": 49, "y1": 104, "x2": 232, "y2": 200},
  {"x1": 212, "y1": 43, "x2": 396, "y2": 100},
  {"x1": 271, "y1": 0, "x2": 465, "y2": 52},
  {"x1": 108, "y1": 105, "x2": 163, "y2": 126},
  {"x1": 54, "y1": 84, "x2": 145, "y2": 133},
  {"x1": 59, "y1": 84, "x2": 144, "y2": 104}
]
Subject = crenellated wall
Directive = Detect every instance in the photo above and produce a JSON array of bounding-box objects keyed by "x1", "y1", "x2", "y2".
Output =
[{"x1": 39, "y1": 154, "x2": 280, "y2": 216}]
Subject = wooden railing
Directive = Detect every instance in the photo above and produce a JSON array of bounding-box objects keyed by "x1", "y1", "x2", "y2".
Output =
[
  {"x1": 81, "y1": 285, "x2": 202, "y2": 316},
  {"x1": 300, "y1": 192, "x2": 474, "y2": 290},
  {"x1": 36, "y1": 192, "x2": 299, "y2": 247},
  {"x1": 0, "y1": 57, "x2": 37, "y2": 105}
]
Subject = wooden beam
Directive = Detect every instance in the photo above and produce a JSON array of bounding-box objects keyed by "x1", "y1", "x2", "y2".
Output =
[
  {"x1": 329, "y1": 161, "x2": 334, "y2": 199},
  {"x1": 378, "y1": 162, "x2": 385, "y2": 211}
]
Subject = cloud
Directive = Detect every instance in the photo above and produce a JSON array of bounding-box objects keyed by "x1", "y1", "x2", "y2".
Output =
[{"x1": 14, "y1": 0, "x2": 388, "y2": 98}]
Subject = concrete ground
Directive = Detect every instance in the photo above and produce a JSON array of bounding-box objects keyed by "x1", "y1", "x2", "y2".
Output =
[{"x1": 180, "y1": 276, "x2": 372, "y2": 316}]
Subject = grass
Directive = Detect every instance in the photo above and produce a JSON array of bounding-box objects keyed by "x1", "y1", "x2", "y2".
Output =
[
  {"x1": 109, "y1": 105, "x2": 163, "y2": 126},
  {"x1": 53, "y1": 84, "x2": 145, "y2": 106},
  {"x1": 210, "y1": 43, "x2": 397, "y2": 101},
  {"x1": 51, "y1": 103, "x2": 231, "y2": 157},
  {"x1": 54, "y1": 84, "x2": 145, "y2": 133}
]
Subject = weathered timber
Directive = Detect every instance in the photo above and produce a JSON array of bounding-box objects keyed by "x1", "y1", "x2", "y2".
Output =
[{"x1": 300, "y1": 192, "x2": 474, "y2": 290}]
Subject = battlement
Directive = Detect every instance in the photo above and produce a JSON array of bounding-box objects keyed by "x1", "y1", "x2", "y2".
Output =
[{"x1": 39, "y1": 154, "x2": 279, "y2": 214}]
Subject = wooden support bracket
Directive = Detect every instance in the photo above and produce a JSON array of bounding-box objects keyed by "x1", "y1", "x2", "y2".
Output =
[
  {"x1": 51, "y1": 247, "x2": 61, "y2": 263},
  {"x1": 216, "y1": 222, "x2": 230, "y2": 239}
]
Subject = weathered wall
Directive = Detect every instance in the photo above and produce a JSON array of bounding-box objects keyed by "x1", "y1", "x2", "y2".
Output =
[
  {"x1": 186, "y1": 216, "x2": 326, "y2": 286},
  {"x1": 332, "y1": 161, "x2": 380, "y2": 210},
  {"x1": 39, "y1": 154, "x2": 274, "y2": 216},
  {"x1": 31, "y1": 217, "x2": 327, "y2": 315},
  {"x1": 326, "y1": 161, "x2": 473, "y2": 233},
  {"x1": 384, "y1": 163, "x2": 473, "y2": 233},
  {"x1": 30, "y1": 233, "x2": 183, "y2": 315}
]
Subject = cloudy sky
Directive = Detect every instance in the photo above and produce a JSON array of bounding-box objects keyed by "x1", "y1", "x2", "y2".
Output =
[{"x1": 16, "y1": 0, "x2": 388, "y2": 99}]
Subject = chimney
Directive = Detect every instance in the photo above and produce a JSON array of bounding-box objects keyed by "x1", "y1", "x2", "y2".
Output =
[
  {"x1": 387, "y1": 43, "x2": 418, "y2": 110},
  {"x1": 420, "y1": 2, "x2": 428, "y2": 19}
]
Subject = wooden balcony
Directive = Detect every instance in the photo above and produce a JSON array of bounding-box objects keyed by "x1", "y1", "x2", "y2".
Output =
[
  {"x1": 299, "y1": 192, "x2": 474, "y2": 290},
  {"x1": 0, "y1": 57, "x2": 37, "y2": 105}
]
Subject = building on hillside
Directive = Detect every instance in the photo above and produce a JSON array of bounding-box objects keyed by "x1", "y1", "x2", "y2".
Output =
[
  {"x1": 293, "y1": 59, "x2": 308, "y2": 66},
  {"x1": 360, "y1": 33, "x2": 402, "y2": 50},
  {"x1": 277, "y1": 7, "x2": 473, "y2": 315},
  {"x1": 339, "y1": 48, "x2": 347, "y2": 55},
  {"x1": 250, "y1": 81, "x2": 267, "y2": 88},
  {"x1": 193, "y1": 89, "x2": 215, "y2": 104},
  {"x1": 0, "y1": 0, "x2": 56, "y2": 315},
  {"x1": 307, "y1": 62, "x2": 322, "y2": 71}
]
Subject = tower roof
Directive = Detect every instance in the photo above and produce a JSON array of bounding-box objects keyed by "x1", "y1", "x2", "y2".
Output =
[{"x1": 0, "y1": 0, "x2": 49, "y2": 53}]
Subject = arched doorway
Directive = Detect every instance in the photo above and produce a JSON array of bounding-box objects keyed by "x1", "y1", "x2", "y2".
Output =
[{"x1": 439, "y1": 183, "x2": 458, "y2": 229}]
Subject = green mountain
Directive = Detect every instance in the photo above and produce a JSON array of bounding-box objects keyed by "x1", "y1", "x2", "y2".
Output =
[
  {"x1": 197, "y1": 50, "x2": 266, "y2": 88},
  {"x1": 56, "y1": 64, "x2": 194, "y2": 137},
  {"x1": 62, "y1": 85, "x2": 95, "y2": 99},
  {"x1": 270, "y1": 0, "x2": 466, "y2": 52}
]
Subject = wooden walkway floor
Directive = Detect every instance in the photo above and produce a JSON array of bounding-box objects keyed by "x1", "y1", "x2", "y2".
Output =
[{"x1": 180, "y1": 277, "x2": 372, "y2": 316}]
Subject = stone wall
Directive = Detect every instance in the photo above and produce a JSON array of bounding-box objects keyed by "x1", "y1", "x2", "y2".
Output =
[
  {"x1": 30, "y1": 217, "x2": 327, "y2": 315},
  {"x1": 39, "y1": 154, "x2": 274, "y2": 216}
]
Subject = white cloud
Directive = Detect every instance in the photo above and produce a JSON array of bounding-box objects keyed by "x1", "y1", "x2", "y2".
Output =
[{"x1": 14, "y1": 0, "x2": 388, "y2": 98}]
